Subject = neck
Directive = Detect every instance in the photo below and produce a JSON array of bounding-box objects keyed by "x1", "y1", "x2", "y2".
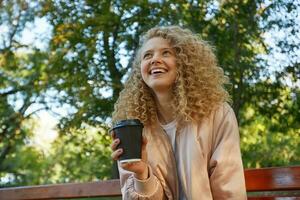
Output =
[{"x1": 154, "y1": 91, "x2": 175, "y2": 125}]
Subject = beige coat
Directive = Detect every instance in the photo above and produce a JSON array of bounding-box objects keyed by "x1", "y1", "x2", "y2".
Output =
[{"x1": 118, "y1": 103, "x2": 247, "y2": 199}]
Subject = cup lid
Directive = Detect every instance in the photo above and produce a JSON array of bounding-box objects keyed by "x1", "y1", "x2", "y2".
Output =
[
  {"x1": 110, "y1": 119, "x2": 143, "y2": 132},
  {"x1": 115, "y1": 119, "x2": 143, "y2": 126}
]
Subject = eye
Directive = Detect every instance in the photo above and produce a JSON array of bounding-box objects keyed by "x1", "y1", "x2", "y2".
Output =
[
  {"x1": 143, "y1": 53, "x2": 152, "y2": 59},
  {"x1": 162, "y1": 50, "x2": 172, "y2": 56}
]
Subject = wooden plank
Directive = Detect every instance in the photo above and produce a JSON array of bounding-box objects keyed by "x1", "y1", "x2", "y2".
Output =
[
  {"x1": 0, "y1": 179, "x2": 121, "y2": 200},
  {"x1": 247, "y1": 191, "x2": 300, "y2": 198},
  {"x1": 248, "y1": 197, "x2": 300, "y2": 200},
  {"x1": 245, "y1": 166, "x2": 300, "y2": 192}
]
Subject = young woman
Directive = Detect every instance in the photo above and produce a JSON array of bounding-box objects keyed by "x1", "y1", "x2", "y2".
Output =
[{"x1": 110, "y1": 26, "x2": 246, "y2": 199}]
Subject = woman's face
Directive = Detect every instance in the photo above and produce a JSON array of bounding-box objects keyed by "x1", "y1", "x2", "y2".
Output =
[{"x1": 140, "y1": 37, "x2": 177, "y2": 95}]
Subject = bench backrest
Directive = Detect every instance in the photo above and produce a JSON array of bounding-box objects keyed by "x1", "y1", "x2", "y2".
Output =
[
  {"x1": 0, "y1": 166, "x2": 299, "y2": 200},
  {"x1": 0, "y1": 179, "x2": 121, "y2": 200},
  {"x1": 245, "y1": 166, "x2": 300, "y2": 199}
]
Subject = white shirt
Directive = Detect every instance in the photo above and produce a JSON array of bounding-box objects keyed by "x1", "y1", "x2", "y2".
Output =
[{"x1": 161, "y1": 119, "x2": 187, "y2": 200}]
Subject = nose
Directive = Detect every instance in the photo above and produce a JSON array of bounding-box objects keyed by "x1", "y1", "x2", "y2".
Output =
[{"x1": 150, "y1": 53, "x2": 162, "y2": 65}]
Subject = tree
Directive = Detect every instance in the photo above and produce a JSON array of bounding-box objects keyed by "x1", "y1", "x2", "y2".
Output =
[
  {"x1": 41, "y1": 0, "x2": 181, "y2": 130},
  {"x1": 0, "y1": 0, "x2": 51, "y2": 186},
  {"x1": 239, "y1": 0, "x2": 300, "y2": 167}
]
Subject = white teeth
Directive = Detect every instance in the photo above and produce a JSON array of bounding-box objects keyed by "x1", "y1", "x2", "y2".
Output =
[{"x1": 150, "y1": 68, "x2": 167, "y2": 74}]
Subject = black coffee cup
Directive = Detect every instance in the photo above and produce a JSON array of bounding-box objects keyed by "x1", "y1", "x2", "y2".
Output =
[{"x1": 111, "y1": 119, "x2": 144, "y2": 163}]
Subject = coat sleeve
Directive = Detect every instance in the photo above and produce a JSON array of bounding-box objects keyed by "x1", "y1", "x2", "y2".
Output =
[
  {"x1": 208, "y1": 103, "x2": 247, "y2": 199},
  {"x1": 118, "y1": 163, "x2": 167, "y2": 199}
]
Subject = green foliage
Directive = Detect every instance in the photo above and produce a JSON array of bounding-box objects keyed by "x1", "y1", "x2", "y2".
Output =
[
  {"x1": 0, "y1": 144, "x2": 47, "y2": 187},
  {"x1": 0, "y1": 0, "x2": 50, "y2": 187},
  {"x1": 48, "y1": 125, "x2": 113, "y2": 183},
  {"x1": 241, "y1": 98, "x2": 300, "y2": 168},
  {"x1": 40, "y1": 0, "x2": 181, "y2": 130}
]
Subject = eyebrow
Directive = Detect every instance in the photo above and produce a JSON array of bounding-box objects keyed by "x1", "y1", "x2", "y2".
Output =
[{"x1": 142, "y1": 47, "x2": 173, "y2": 54}]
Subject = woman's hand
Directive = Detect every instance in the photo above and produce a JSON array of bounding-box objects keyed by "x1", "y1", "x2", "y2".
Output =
[{"x1": 110, "y1": 131, "x2": 149, "y2": 180}]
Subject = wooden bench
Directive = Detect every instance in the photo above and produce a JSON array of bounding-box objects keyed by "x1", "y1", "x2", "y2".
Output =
[
  {"x1": 0, "y1": 166, "x2": 299, "y2": 200},
  {"x1": 245, "y1": 166, "x2": 300, "y2": 199}
]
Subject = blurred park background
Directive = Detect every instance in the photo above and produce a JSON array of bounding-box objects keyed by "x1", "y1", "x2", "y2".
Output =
[{"x1": 0, "y1": 0, "x2": 299, "y2": 188}]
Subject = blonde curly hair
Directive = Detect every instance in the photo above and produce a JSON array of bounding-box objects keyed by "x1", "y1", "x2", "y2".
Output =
[{"x1": 112, "y1": 26, "x2": 230, "y2": 126}]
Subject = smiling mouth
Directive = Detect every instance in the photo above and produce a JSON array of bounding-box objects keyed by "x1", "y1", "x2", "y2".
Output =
[{"x1": 150, "y1": 68, "x2": 167, "y2": 75}]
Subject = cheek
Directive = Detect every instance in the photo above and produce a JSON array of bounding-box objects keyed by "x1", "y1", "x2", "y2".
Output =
[
  {"x1": 170, "y1": 58, "x2": 178, "y2": 69},
  {"x1": 140, "y1": 62, "x2": 148, "y2": 78}
]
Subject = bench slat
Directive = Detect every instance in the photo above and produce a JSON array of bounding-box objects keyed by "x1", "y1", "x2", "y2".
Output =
[
  {"x1": 0, "y1": 179, "x2": 121, "y2": 200},
  {"x1": 245, "y1": 166, "x2": 300, "y2": 192},
  {"x1": 247, "y1": 198, "x2": 299, "y2": 200}
]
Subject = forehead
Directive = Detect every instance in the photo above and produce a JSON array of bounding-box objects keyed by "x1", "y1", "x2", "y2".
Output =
[{"x1": 141, "y1": 37, "x2": 172, "y2": 52}]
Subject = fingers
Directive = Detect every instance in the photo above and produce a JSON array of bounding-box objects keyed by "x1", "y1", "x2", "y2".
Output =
[
  {"x1": 120, "y1": 161, "x2": 139, "y2": 171},
  {"x1": 111, "y1": 131, "x2": 116, "y2": 139},
  {"x1": 111, "y1": 148, "x2": 123, "y2": 161},
  {"x1": 120, "y1": 161, "x2": 136, "y2": 169},
  {"x1": 120, "y1": 161, "x2": 149, "y2": 179},
  {"x1": 110, "y1": 136, "x2": 122, "y2": 161},
  {"x1": 110, "y1": 138, "x2": 120, "y2": 151},
  {"x1": 120, "y1": 161, "x2": 143, "y2": 171}
]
